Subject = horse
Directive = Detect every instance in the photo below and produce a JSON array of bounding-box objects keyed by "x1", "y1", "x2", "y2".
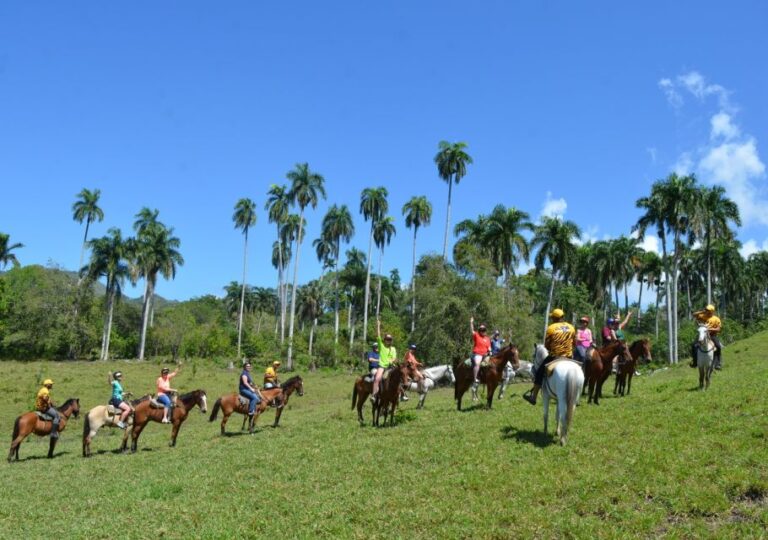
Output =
[
  {"x1": 453, "y1": 345, "x2": 520, "y2": 411},
  {"x1": 125, "y1": 389, "x2": 207, "y2": 452},
  {"x1": 614, "y1": 338, "x2": 652, "y2": 397},
  {"x1": 694, "y1": 325, "x2": 715, "y2": 390},
  {"x1": 583, "y1": 341, "x2": 632, "y2": 405},
  {"x1": 351, "y1": 362, "x2": 416, "y2": 425},
  {"x1": 402, "y1": 365, "x2": 455, "y2": 409},
  {"x1": 533, "y1": 345, "x2": 584, "y2": 446},
  {"x1": 82, "y1": 396, "x2": 143, "y2": 457},
  {"x1": 209, "y1": 387, "x2": 284, "y2": 435},
  {"x1": 8, "y1": 398, "x2": 80, "y2": 462},
  {"x1": 497, "y1": 360, "x2": 534, "y2": 399},
  {"x1": 374, "y1": 364, "x2": 408, "y2": 427},
  {"x1": 239, "y1": 376, "x2": 304, "y2": 429}
]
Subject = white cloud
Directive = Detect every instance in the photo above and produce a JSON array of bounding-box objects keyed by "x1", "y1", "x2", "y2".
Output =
[
  {"x1": 659, "y1": 71, "x2": 733, "y2": 111},
  {"x1": 630, "y1": 230, "x2": 660, "y2": 255},
  {"x1": 541, "y1": 191, "x2": 567, "y2": 219},
  {"x1": 574, "y1": 225, "x2": 600, "y2": 246},
  {"x1": 646, "y1": 147, "x2": 657, "y2": 163},
  {"x1": 710, "y1": 112, "x2": 740, "y2": 141},
  {"x1": 739, "y1": 239, "x2": 768, "y2": 258},
  {"x1": 673, "y1": 152, "x2": 694, "y2": 175},
  {"x1": 659, "y1": 78, "x2": 682, "y2": 108}
]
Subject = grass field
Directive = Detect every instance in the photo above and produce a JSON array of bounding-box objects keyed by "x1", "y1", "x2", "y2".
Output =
[{"x1": 1, "y1": 334, "x2": 767, "y2": 539}]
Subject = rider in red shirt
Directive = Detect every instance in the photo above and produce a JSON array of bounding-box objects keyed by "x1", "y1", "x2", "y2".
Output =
[{"x1": 470, "y1": 316, "x2": 491, "y2": 385}]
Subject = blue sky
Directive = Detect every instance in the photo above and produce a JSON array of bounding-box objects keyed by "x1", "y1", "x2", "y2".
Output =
[{"x1": 2, "y1": 1, "x2": 767, "y2": 300}]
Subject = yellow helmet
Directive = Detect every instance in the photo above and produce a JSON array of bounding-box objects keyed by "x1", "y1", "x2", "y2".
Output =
[
  {"x1": 272, "y1": 361, "x2": 281, "y2": 367},
  {"x1": 705, "y1": 304, "x2": 715, "y2": 312},
  {"x1": 43, "y1": 379, "x2": 54, "y2": 386},
  {"x1": 549, "y1": 308, "x2": 565, "y2": 319}
]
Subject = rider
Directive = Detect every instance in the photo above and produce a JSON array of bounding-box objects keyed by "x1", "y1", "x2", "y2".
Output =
[
  {"x1": 366, "y1": 342, "x2": 380, "y2": 374},
  {"x1": 239, "y1": 361, "x2": 263, "y2": 418},
  {"x1": 155, "y1": 365, "x2": 181, "y2": 424},
  {"x1": 264, "y1": 361, "x2": 281, "y2": 389},
  {"x1": 469, "y1": 317, "x2": 491, "y2": 387},
  {"x1": 523, "y1": 308, "x2": 576, "y2": 405},
  {"x1": 601, "y1": 318, "x2": 617, "y2": 346},
  {"x1": 373, "y1": 319, "x2": 397, "y2": 400},
  {"x1": 109, "y1": 371, "x2": 132, "y2": 429},
  {"x1": 401, "y1": 344, "x2": 424, "y2": 401},
  {"x1": 491, "y1": 330, "x2": 505, "y2": 355},
  {"x1": 574, "y1": 316, "x2": 594, "y2": 366},
  {"x1": 690, "y1": 304, "x2": 722, "y2": 369},
  {"x1": 611, "y1": 311, "x2": 633, "y2": 373},
  {"x1": 36, "y1": 379, "x2": 60, "y2": 439}
]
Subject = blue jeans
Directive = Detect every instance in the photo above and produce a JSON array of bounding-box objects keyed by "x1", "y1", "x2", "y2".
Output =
[
  {"x1": 44, "y1": 406, "x2": 60, "y2": 437},
  {"x1": 157, "y1": 393, "x2": 172, "y2": 409},
  {"x1": 240, "y1": 389, "x2": 260, "y2": 415}
]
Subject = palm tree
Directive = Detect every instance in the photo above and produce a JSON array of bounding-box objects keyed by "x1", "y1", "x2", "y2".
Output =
[
  {"x1": 0, "y1": 233, "x2": 23, "y2": 269},
  {"x1": 223, "y1": 280, "x2": 243, "y2": 318},
  {"x1": 373, "y1": 215, "x2": 396, "y2": 320},
  {"x1": 83, "y1": 228, "x2": 130, "y2": 360},
  {"x1": 297, "y1": 280, "x2": 325, "y2": 360},
  {"x1": 614, "y1": 235, "x2": 643, "y2": 313},
  {"x1": 360, "y1": 187, "x2": 388, "y2": 343},
  {"x1": 402, "y1": 196, "x2": 432, "y2": 333},
  {"x1": 485, "y1": 205, "x2": 533, "y2": 286},
  {"x1": 341, "y1": 248, "x2": 367, "y2": 348},
  {"x1": 265, "y1": 184, "x2": 291, "y2": 342},
  {"x1": 531, "y1": 217, "x2": 581, "y2": 339},
  {"x1": 434, "y1": 141, "x2": 473, "y2": 259},
  {"x1": 133, "y1": 219, "x2": 184, "y2": 360},
  {"x1": 319, "y1": 204, "x2": 354, "y2": 343},
  {"x1": 286, "y1": 163, "x2": 326, "y2": 369},
  {"x1": 232, "y1": 198, "x2": 257, "y2": 358},
  {"x1": 72, "y1": 188, "x2": 105, "y2": 278}
]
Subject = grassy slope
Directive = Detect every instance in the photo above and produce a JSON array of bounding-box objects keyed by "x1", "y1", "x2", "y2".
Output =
[{"x1": 0, "y1": 334, "x2": 766, "y2": 539}]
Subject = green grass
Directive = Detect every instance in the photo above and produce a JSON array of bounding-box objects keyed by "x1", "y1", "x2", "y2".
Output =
[{"x1": 1, "y1": 335, "x2": 767, "y2": 539}]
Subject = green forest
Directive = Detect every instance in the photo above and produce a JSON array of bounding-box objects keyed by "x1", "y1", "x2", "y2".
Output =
[{"x1": 2, "y1": 144, "x2": 767, "y2": 367}]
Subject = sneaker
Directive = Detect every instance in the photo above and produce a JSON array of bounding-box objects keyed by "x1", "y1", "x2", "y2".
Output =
[
  {"x1": 116, "y1": 421, "x2": 127, "y2": 429},
  {"x1": 634, "y1": 371, "x2": 641, "y2": 376},
  {"x1": 401, "y1": 395, "x2": 409, "y2": 401},
  {"x1": 161, "y1": 417, "x2": 170, "y2": 424}
]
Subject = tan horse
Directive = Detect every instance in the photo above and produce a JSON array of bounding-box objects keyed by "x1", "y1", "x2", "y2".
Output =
[
  {"x1": 124, "y1": 390, "x2": 207, "y2": 452},
  {"x1": 82, "y1": 395, "x2": 146, "y2": 458},
  {"x1": 8, "y1": 398, "x2": 80, "y2": 462},
  {"x1": 209, "y1": 387, "x2": 284, "y2": 435}
]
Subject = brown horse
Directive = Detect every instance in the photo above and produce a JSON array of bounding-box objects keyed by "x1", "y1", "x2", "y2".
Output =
[
  {"x1": 351, "y1": 362, "x2": 416, "y2": 425},
  {"x1": 209, "y1": 387, "x2": 284, "y2": 435},
  {"x1": 239, "y1": 376, "x2": 305, "y2": 429},
  {"x1": 124, "y1": 389, "x2": 207, "y2": 452},
  {"x1": 373, "y1": 364, "x2": 408, "y2": 427},
  {"x1": 614, "y1": 338, "x2": 652, "y2": 397},
  {"x1": 454, "y1": 345, "x2": 520, "y2": 411},
  {"x1": 8, "y1": 398, "x2": 80, "y2": 462},
  {"x1": 584, "y1": 341, "x2": 631, "y2": 405}
]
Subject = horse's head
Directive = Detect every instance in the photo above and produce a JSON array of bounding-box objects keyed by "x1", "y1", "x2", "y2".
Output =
[
  {"x1": 618, "y1": 341, "x2": 633, "y2": 363},
  {"x1": 697, "y1": 324, "x2": 710, "y2": 344},
  {"x1": 505, "y1": 345, "x2": 520, "y2": 370},
  {"x1": 71, "y1": 398, "x2": 81, "y2": 419},
  {"x1": 447, "y1": 365, "x2": 456, "y2": 384},
  {"x1": 192, "y1": 390, "x2": 207, "y2": 414},
  {"x1": 293, "y1": 376, "x2": 305, "y2": 397}
]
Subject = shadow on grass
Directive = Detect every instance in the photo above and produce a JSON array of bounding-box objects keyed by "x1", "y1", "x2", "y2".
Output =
[
  {"x1": 12, "y1": 451, "x2": 70, "y2": 462},
  {"x1": 458, "y1": 404, "x2": 487, "y2": 413},
  {"x1": 500, "y1": 426, "x2": 555, "y2": 447},
  {"x1": 222, "y1": 430, "x2": 258, "y2": 438}
]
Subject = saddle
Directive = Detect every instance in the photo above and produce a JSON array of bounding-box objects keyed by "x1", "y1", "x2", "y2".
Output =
[
  {"x1": 463, "y1": 358, "x2": 490, "y2": 368},
  {"x1": 149, "y1": 396, "x2": 167, "y2": 409},
  {"x1": 238, "y1": 395, "x2": 250, "y2": 407},
  {"x1": 106, "y1": 405, "x2": 121, "y2": 415},
  {"x1": 34, "y1": 411, "x2": 54, "y2": 421},
  {"x1": 545, "y1": 358, "x2": 582, "y2": 377}
]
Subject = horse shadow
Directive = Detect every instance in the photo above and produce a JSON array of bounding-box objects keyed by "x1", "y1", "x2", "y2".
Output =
[
  {"x1": 459, "y1": 404, "x2": 487, "y2": 413},
  {"x1": 223, "y1": 430, "x2": 256, "y2": 438},
  {"x1": 15, "y1": 451, "x2": 70, "y2": 462},
  {"x1": 500, "y1": 426, "x2": 555, "y2": 448}
]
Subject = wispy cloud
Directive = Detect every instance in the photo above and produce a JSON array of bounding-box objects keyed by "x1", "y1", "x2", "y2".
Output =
[
  {"x1": 540, "y1": 191, "x2": 567, "y2": 219},
  {"x1": 740, "y1": 238, "x2": 768, "y2": 258}
]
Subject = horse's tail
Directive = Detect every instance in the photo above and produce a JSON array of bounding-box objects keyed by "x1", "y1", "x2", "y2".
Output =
[
  {"x1": 82, "y1": 411, "x2": 91, "y2": 439},
  {"x1": 351, "y1": 383, "x2": 358, "y2": 410},
  {"x1": 12, "y1": 416, "x2": 20, "y2": 441},
  {"x1": 208, "y1": 398, "x2": 221, "y2": 422}
]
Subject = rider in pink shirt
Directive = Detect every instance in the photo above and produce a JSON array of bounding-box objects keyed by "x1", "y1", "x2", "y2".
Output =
[
  {"x1": 155, "y1": 365, "x2": 181, "y2": 423},
  {"x1": 575, "y1": 316, "x2": 594, "y2": 364}
]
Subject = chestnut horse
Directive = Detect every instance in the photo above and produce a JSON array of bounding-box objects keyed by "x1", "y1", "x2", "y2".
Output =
[
  {"x1": 454, "y1": 345, "x2": 520, "y2": 411},
  {"x1": 239, "y1": 376, "x2": 305, "y2": 429},
  {"x1": 614, "y1": 338, "x2": 652, "y2": 397},
  {"x1": 374, "y1": 364, "x2": 407, "y2": 427},
  {"x1": 584, "y1": 341, "x2": 631, "y2": 405},
  {"x1": 124, "y1": 389, "x2": 207, "y2": 452},
  {"x1": 351, "y1": 362, "x2": 415, "y2": 425},
  {"x1": 8, "y1": 398, "x2": 80, "y2": 462},
  {"x1": 209, "y1": 387, "x2": 284, "y2": 435}
]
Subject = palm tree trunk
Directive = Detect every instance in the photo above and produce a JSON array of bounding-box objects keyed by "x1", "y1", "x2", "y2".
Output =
[
  {"x1": 334, "y1": 240, "x2": 341, "y2": 344},
  {"x1": 442, "y1": 178, "x2": 453, "y2": 260},
  {"x1": 309, "y1": 318, "x2": 316, "y2": 357},
  {"x1": 287, "y1": 210, "x2": 304, "y2": 370},
  {"x1": 636, "y1": 281, "x2": 644, "y2": 330},
  {"x1": 138, "y1": 278, "x2": 154, "y2": 360},
  {"x1": 543, "y1": 271, "x2": 556, "y2": 341},
  {"x1": 104, "y1": 287, "x2": 116, "y2": 361},
  {"x1": 237, "y1": 229, "x2": 249, "y2": 358},
  {"x1": 624, "y1": 283, "x2": 629, "y2": 314},
  {"x1": 375, "y1": 247, "x2": 383, "y2": 320},
  {"x1": 706, "y1": 230, "x2": 712, "y2": 304},
  {"x1": 686, "y1": 276, "x2": 692, "y2": 320},
  {"x1": 654, "y1": 285, "x2": 660, "y2": 339},
  {"x1": 362, "y1": 225, "x2": 373, "y2": 344},
  {"x1": 78, "y1": 218, "x2": 91, "y2": 284},
  {"x1": 100, "y1": 278, "x2": 110, "y2": 360},
  {"x1": 614, "y1": 284, "x2": 620, "y2": 314},
  {"x1": 277, "y1": 225, "x2": 286, "y2": 343},
  {"x1": 411, "y1": 226, "x2": 418, "y2": 334}
]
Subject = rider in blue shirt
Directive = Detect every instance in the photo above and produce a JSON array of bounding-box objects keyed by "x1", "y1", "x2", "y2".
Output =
[
  {"x1": 491, "y1": 330, "x2": 505, "y2": 355},
  {"x1": 239, "y1": 362, "x2": 262, "y2": 417}
]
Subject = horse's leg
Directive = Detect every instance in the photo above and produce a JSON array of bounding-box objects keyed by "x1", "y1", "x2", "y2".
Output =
[
  {"x1": 221, "y1": 411, "x2": 230, "y2": 436},
  {"x1": 486, "y1": 380, "x2": 497, "y2": 409},
  {"x1": 130, "y1": 422, "x2": 146, "y2": 453},
  {"x1": 273, "y1": 406, "x2": 283, "y2": 428},
  {"x1": 241, "y1": 414, "x2": 248, "y2": 431},
  {"x1": 170, "y1": 420, "x2": 180, "y2": 447},
  {"x1": 626, "y1": 372, "x2": 632, "y2": 396},
  {"x1": 542, "y1": 390, "x2": 550, "y2": 435},
  {"x1": 48, "y1": 436, "x2": 57, "y2": 459},
  {"x1": 121, "y1": 426, "x2": 131, "y2": 453},
  {"x1": 417, "y1": 387, "x2": 427, "y2": 409}
]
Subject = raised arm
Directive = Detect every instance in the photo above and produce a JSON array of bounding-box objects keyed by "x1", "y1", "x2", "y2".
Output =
[
  {"x1": 619, "y1": 311, "x2": 633, "y2": 329},
  {"x1": 470, "y1": 316, "x2": 475, "y2": 334},
  {"x1": 376, "y1": 319, "x2": 382, "y2": 340}
]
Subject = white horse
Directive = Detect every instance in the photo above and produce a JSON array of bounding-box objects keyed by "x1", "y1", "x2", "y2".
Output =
[
  {"x1": 497, "y1": 361, "x2": 534, "y2": 399},
  {"x1": 403, "y1": 365, "x2": 455, "y2": 409},
  {"x1": 533, "y1": 344, "x2": 585, "y2": 446},
  {"x1": 82, "y1": 403, "x2": 135, "y2": 457},
  {"x1": 695, "y1": 325, "x2": 715, "y2": 391}
]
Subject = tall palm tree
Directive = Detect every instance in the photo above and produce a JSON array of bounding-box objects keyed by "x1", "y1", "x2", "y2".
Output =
[
  {"x1": 613, "y1": 235, "x2": 643, "y2": 313},
  {"x1": 286, "y1": 163, "x2": 326, "y2": 369},
  {"x1": 265, "y1": 184, "x2": 291, "y2": 342},
  {"x1": 402, "y1": 196, "x2": 432, "y2": 333},
  {"x1": 319, "y1": 204, "x2": 354, "y2": 343},
  {"x1": 341, "y1": 248, "x2": 367, "y2": 348},
  {"x1": 373, "y1": 215, "x2": 396, "y2": 320},
  {"x1": 297, "y1": 280, "x2": 325, "y2": 360},
  {"x1": 83, "y1": 228, "x2": 130, "y2": 360},
  {"x1": 72, "y1": 188, "x2": 105, "y2": 278},
  {"x1": 0, "y1": 233, "x2": 23, "y2": 269},
  {"x1": 133, "y1": 219, "x2": 184, "y2": 360},
  {"x1": 484, "y1": 205, "x2": 533, "y2": 286},
  {"x1": 360, "y1": 187, "x2": 388, "y2": 343},
  {"x1": 531, "y1": 217, "x2": 581, "y2": 339},
  {"x1": 434, "y1": 141, "x2": 473, "y2": 259},
  {"x1": 232, "y1": 197, "x2": 257, "y2": 358}
]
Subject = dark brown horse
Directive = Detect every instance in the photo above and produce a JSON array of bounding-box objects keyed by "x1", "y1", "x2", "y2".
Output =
[
  {"x1": 351, "y1": 362, "x2": 416, "y2": 425},
  {"x1": 124, "y1": 389, "x2": 207, "y2": 452},
  {"x1": 374, "y1": 364, "x2": 407, "y2": 427},
  {"x1": 584, "y1": 341, "x2": 631, "y2": 405},
  {"x1": 614, "y1": 338, "x2": 652, "y2": 397},
  {"x1": 8, "y1": 398, "x2": 80, "y2": 462},
  {"x1": 209, "y1": 387, "x2": 284, "y2": 435},
  {"x1": 454, "y1": 345, "x2": 520, "y2": 411},
  {"x1": 239, "y1": 376, "x2": 304, "y2": 429}
]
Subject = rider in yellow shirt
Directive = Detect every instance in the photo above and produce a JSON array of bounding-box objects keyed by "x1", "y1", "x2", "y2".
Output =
[
  {"x1": 523, "y1": 309, "x2": 576, "y2": 405},
  {"x1": 36, "y1": 379, "x2": 61, "y2": 439},
  {"x1": 690, "y1": 304, "x2": 722, "y2": 369},
  {"x1": 264, "y1": 361, "x2": 281, "y2": 389}
]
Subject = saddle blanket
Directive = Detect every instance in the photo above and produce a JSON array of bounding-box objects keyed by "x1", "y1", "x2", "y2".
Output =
[
  {"x1": 545, "y1": 358, "x2": 582, "y2": 377},
  {"x1": 364, "y1": 367, "x2": 394, "y2": 383},
  {"x1": 107, "y1": 405, "x2": 121, "y2": 415},
  {"x1": 462, "y1": 358, "x2": 490, "y2": 368}
]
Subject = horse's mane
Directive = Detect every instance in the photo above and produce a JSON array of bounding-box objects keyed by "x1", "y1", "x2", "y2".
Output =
[
  {"x1": 630, "y1": 338, "x2": 648, "y2": 348},
  {"x1": 281, "y1": 375, "x2": 302, "y2": 388},
  {"x1": 57, "y1": 398, "x2": 78, "y2": 411},
  {"x1": 179, "y1": 389, "x2": 205, "y2": 402},
  {"x1": 131, "y1": 394, "x2": 151, "y2": 406}
]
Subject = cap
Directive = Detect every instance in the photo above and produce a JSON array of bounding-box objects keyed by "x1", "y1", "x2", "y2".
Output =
[
  {"x1": 607, "y1": 317, "x2": 615, "y2": 324},
  {"x1": 579, "y1": 316, "x2": 590, "y2": 323},
  {"x1": 43, "y1": 379, "x2": 54, "y2": 386},
  {"x1": 478, "y1": 324, "x2": 487, "y2": 331},
  {"x1": 705, "y1": 304, "x2": 715, "y2": 312},
  {"x1": 272, "y1": 361, "x2": 281, "y2": 366},
  {"x1": 161, "y1": 367, "x2": 170, "y2": 374},
  {"x1": 549, "y1": 308, "x2": 564, "y2": 319},
  {"x1": 113, "y1": 371, "x2": 123, "y2": 379},
  {"x1": 409, "y1": 344, "x2": 417, "y2": 350},
  {"x1": 384, "y1": 334, "x2": 393, "y2": 340}
]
